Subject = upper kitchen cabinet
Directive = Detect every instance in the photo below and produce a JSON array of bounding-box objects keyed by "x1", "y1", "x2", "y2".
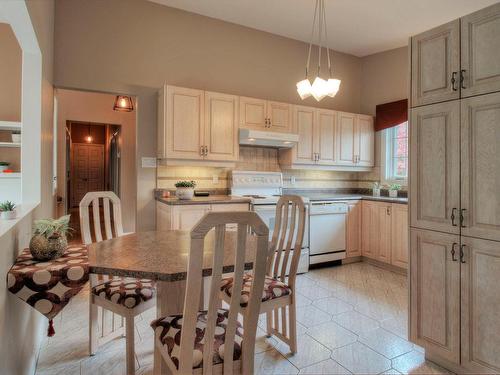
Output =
[
  {"x1": 158, "y1": 85, "x2": 204, "y2": 160},
  {"x1": 239, "y1": 97, "x2": 292, "y2": 133},
  {"x1": 411, "y1": 20, "x2": 460, "y2": 107},
  {"x1": 410, "y1": 101, "x2": 460, "y2": 235},
  {"x1": 337, "y1": 112, "x2": 356, "y2": 165},
  {"x1": 460, "y1": 91, "x2": 500, "y2": 242},
  {"x1": 316, "y1": 109, "x2": 337, "y2": 165},
  {"x1": 355, "y1": 114, "x2": 375, "y2": 167},
  {"x1": 284, "y1": 105, "x2": 316, "y2": 165},
  {"x1": 461, "y1": 3, "x2": 500, "y2": 98},
  {"x1": 204, "y1": 91, "x2": 239, "y2": 162},
  {"x1": 158, "y1": 85, "x2": 239, "y2": 165}
]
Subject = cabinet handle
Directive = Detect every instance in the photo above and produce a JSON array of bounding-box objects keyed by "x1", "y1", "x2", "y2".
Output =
[
  {"x1": 451, "y1": 72, "x2": 458, "y2": 91},
  {"x1": 451, "y1": 243, "x2": 458, "y2": 262},
  {"x1": 386, "y1": 206, "x2": 391, "y2": 215},
  {"x1": 200, "y1": 145, "x2": 204, "y2": 156},
  {"x1": 460, "y1": 70, "x2": 466, "y2": 89},
  {"x1": 460, "y1": 208, "x2": 467, "y2": 228},
  {"x1": 451, "y1": 208, "x2": 457, "y2": 226},
  {"x1": 460, "y1": 244, "x2": 466, "y2": 264}
]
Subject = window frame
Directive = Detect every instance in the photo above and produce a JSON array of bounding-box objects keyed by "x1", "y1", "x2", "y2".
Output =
[{"x1": 381, "y1": 121, "x2": 408, "y2": 186}]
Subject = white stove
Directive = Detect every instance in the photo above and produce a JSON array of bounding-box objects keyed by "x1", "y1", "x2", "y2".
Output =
[{"x1": 230, "y1": 170, "x2": 310, "y2": 274}]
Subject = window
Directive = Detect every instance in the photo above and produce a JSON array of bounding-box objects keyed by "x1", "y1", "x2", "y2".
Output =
[{"x1": 383, "y1": 122, "x2": 408, "y2": 183}]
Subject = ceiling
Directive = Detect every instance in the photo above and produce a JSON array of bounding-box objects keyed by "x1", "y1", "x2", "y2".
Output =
[{"x1": 149, "y1": 0, "x2": 498, "y2": 57}]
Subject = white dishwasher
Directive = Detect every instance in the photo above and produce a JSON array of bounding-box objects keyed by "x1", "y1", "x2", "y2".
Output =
[{"x1": 309, "y1": 201, "x2": 348, "y2": 265}]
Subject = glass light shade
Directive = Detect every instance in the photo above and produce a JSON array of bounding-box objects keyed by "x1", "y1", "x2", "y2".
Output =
[
  {"x1": 311, "y1": 76, "x2": 328, "y2": 101},
  {"x1": 296, "y1": 79, "x2": 312, "y2": 99},
  {"x1": 113, "y1": 95, "x2": 134, "y2": 112},
  {"x1": 326, "y1": 78, "x2": 341, "y2": 97}
]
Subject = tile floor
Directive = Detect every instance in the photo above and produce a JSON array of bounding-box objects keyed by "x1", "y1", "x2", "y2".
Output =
[{"x1": 35, "y1": 262, "x2": 452, "y2": 374}]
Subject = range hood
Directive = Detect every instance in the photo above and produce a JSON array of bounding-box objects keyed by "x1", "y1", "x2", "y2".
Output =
[{"x1": 239, "y1": 128, "x2": 299, "y2": 148}]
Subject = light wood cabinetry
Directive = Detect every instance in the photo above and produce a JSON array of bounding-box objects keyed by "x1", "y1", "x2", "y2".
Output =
[
  {"x1": 267, "y1": 101, "x2": 292, "y2": 132},
  {"x1": 460, "y1": 3, "x2": 500, "y2": 98},
  {"x1": 391, "y1": 204, "x2": 408, "y2": 268},
  {"x1": 346, "y1": 200, "x2": 361, "y2": 258},
  {"x1": 316, "y1": 109, "x2": 337, "y2": 165},
  {"x1": 337, "y1": 112, "x2": 356, "y2": 165},
  {"x1": 355, "y1": 115, "x2": 375, "y2": 167},
  {"x1": 239, "y1": 97, "x2": 292, "y2": 133},
  {"x1": 409, "y1": 101, "x2": 460, "y2": 234},
  {"x1": 377, "y1": 204, "x2": 392, "y2": 263},
  {"x1": 410, "y1": 228, "x2": 461, "y2": 364},
  {"x1": 291, "y1": 105, "x2": 316, "y2": 164}
]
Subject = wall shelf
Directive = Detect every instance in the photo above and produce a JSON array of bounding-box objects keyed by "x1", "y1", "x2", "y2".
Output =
[
  {"x1": 0, "y1": 142, "x2": 21, "y2": 148},
  {"x1": 0, "y1": 121, "x2": 22, "y2": 131}
]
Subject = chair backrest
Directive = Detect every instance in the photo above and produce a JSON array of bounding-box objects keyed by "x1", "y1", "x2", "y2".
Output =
[
  {"x1": 179, "y1": 211, "x2": 269, "y2": 375},
  {"x1": 267, "y1": 195, "x2": 306, "y2": 288},
  {"x1": 79, "y1": 191, "x2": 124, "y2": 245}
]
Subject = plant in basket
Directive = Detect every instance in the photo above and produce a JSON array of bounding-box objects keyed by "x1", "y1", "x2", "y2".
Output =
[{"x1": 29, "y1": 215, "x2": 73, "y2": 261}]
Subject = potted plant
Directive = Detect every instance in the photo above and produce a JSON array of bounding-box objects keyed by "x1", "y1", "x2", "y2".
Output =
[
  {"x1": 29, "y1": 215, "x2": 72, "y2": 260},
  {"x1": 11, "y1": 130, "x2": 21, "y2": 144},
  {"x1": 175, "y1": 180, "x2": 196, "y2": 200},
  {"x1": 0, "y1": 161, "x2": 10, "y2": 173},
  {"x1": 389, "y1": 183, "x2": 401, "y2": 198},
  {"x1": 0, "y1": 201, "x2": 16, "y2": 220},
  {"x1": 372, "y1": 182, "x2": 381, "y2": 197}
]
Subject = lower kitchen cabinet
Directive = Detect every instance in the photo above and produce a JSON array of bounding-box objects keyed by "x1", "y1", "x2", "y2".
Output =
[
  {"x1": 346, "y1": 200, "x2": 361, "y2": 257},
  {"x1": 391, "y1": 204, "x2": 409, "y2": 268}
]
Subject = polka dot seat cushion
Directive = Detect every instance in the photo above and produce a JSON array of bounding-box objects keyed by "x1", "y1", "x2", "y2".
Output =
[
  {"x1": 220, "y1": 274, "x2": 292, "y2": 307},
  {"x1": 150, "y1": 309, "x2": 243, "y2": 370},
  {"x1": 92, "y1": 277, "x2": 155, "y2": 309}
]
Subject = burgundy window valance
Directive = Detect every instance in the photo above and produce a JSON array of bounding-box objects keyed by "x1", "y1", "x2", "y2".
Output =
[{"x1": 375, "y1": 99, "x2": 408, "y2": 132}]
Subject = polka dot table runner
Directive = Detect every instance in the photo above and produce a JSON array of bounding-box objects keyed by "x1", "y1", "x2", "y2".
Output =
[{"x1": 6, "y1": 245, "x2": 89, "y2": 336}]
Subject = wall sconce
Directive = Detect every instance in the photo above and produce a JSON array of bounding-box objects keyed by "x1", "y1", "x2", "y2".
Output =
[{"x1": 113, "y1": 95, "x2": 134, "y2": 112}]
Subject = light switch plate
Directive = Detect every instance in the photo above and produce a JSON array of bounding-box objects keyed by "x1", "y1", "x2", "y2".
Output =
[{"x1": 141, "y1": 157, "x2": 157, "y2": 168}]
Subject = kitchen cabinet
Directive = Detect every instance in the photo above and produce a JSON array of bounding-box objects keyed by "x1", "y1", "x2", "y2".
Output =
[
  {"x1": 239, "y1": 97, "x2": 292, "y2": 133},
  {"x1": 290, "y1": 105, "x2": 316, "y2": 164},
  {"x1": 409, "y1": 101, "x2": 460, "y2": 235},
  {"x1": 316, "y1": 109, "x2": 337, "y2": 165},
  {"x1": 391, "y1": 204, "x2": 408, "y2": 268},
  {"x1": 377, "y1": 204, "x2": 392, "y2": 263},
  {"x1": 355, "y1": 115, "x2": 375, "y2": 167},
  {"x1": 337, "y1": 112, "x2": 356, "y2": 165},
  {"x1": 158, "y1": 85, "x2": 238, "y2": 164},
  {"x1": 460, "y1": 3, "x2": 500, "y2": 98},
  {"x1": 346, "y1": 200, "x2": 361, "y2": 258},
  {"x1": 409, "y1": 228, "x2": 461, "y2": 365},
  {"x1": 361, "y1": 201, "x2": 378, "y2": 259}
]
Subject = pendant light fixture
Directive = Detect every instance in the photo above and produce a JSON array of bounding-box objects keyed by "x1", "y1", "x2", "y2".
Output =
[
  {"x1": 296, "y1": 0, "x2": 341, "y2": 101},
  {"x1": 85, "y1": 123, "x2": 93, "y2": 143},
  {"x1": 113, "y1": 95, "x2": 134, "y2": 112}
]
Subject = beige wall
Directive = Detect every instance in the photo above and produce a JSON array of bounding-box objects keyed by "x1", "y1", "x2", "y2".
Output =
[
  {"x1": 0, "y1": 1, "x2": 56, "y2": 374},
  {"x1": 56, "y1": 89, "x2": 137, "y2": 232}
]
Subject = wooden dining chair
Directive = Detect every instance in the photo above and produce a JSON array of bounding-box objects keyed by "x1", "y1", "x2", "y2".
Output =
[
  {"x1": 220, "y1": 195, "x2": 306, "y2": 354},
  {"x1": 151, "y1": 211, "x2": 269, "y2": 374},
  {"x1": 80, "y1": 191, "x2": 155, "y2": 375}
]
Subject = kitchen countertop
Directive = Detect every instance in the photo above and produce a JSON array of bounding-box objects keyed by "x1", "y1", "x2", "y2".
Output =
[
  {"x1": 156, "y1": 195, "x2": 252, "y2": 205},
  {"x1": 300, "y1": 193, "x2": 408, "y2": 204}
]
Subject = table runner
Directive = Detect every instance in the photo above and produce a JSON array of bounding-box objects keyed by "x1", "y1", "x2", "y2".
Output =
[{"x1": 6, "y1": 244, "x2": 89, "y2": 336}]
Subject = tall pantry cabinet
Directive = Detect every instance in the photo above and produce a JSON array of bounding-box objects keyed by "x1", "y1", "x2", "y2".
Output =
[{"x1": 409, "y1": 3, "x2": 500, "y2": 374}]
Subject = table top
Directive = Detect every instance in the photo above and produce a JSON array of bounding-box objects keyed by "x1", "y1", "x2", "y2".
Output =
[{"x1": 88, "y1": 230, "x2": 257, "y2": 281}]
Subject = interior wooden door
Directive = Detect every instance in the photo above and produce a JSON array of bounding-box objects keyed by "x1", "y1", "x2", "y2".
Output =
[
  {"x1": 166, "y1": 85, "x2": 204, "y2": 160},
  {"x1": 391, "y1": 204, "x2": 408, "y2": 269},
  {"x1": 461, "y1": 92, "x2": 500, "y2": 242},
  {"x1": 267, "y1": 101, "x2": 292, "y2": 133},
  {"x1": 377, "y1": 203, "x2": 392, "y2": 264},
  {"x1": 292, "y1": 105, "x2": 315, "y2": 164},
  {"x1": 460, "y1": 236, "x2": 500, "y2": 374},
  {"x1": 346, "y1": 201, "x2": 361, "y2": 258},
  {"x1": 355, "y1": 115, "x2": 374, "y2": 166},
  {"x1": 461, "y1": 2, "x2": 500, "y2": 98},
  {"x1": 239, "y1": 96, "x2": 267, "y2": 130},
  {"x1": 411, "y1": 20, "x2": 460, "y2": 107},
  {"x1": 204, "y1": 91, "x2": 239, "y2": 162},
  {"x1": 71, "y1": 143, "x2": 104, "y2": 207},
  {"x1": 409, "y1": 101, "x2": 460, "y2": 234},
  {"x1": 336, "y1": 112, "x2": 356, "y2": 166},
  {"x1": 409, "y1": 228, "x2": 460, "y2": 364},
  {"x1": 316, "y1": 109, "x2": 337, "y2": 165}
]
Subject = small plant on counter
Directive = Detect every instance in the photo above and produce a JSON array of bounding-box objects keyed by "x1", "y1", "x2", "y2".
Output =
[
  {"x1": 372, "y1": 181, "x2": 381, "y2": 197},
  {"x1": 175, "y1": 180, "x2": 196, "y2": 200},
  {"x1": 30, "y1": 215, "x2": 73, "y2": 260},
  {"x1": 0, "y1": 200, "x2": 16, "y2": 219},
  {"x1": 0, "y1": 161, "x2": 10, "y2": 172},
  {"x1": 389, "y1": 183, "x2": 402, "y2": 198}
]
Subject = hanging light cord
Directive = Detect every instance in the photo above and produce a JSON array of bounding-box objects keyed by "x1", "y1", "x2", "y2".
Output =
[
  {"x1": 322, "y1": 0, "x2": 333, "y2": 78},
  {"x1": 305, "y1": 0, "x2": 319, "y2": 78}
]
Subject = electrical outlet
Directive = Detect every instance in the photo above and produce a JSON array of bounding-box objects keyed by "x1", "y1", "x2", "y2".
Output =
[{"x1": 212, "y1": 175, "x2": 219, "y2": 184}]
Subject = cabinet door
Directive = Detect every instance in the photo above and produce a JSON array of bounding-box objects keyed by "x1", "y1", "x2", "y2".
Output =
[
  {"x1": 204, "y1": 91, "x2": 239, "y2": 162},
  {"x1": 461, "y1": 3, "x2": 500, "y2": 98},
  {"x1": 211, "y1": 203, "x2": 249, "y2": 230},
  {"x1": 239, "y1": 96, "x2": 267, "y2": 130},
  {"x1": 377, "y1": 204, "x2": 392, "y2": 264},
  {"x1": 355, "y1": 115, "x2": 375, "y2": 167},
  {"x1": 267, "y1": 101, "x2": 292, "y2": 133},
  {"x1": 411, "y1": 20, "x2": 460, "y2": 107},
  {"x1": 391, "y1": 204, "x2": 408, "y2": 269},
  {"x1": 172, "y1": 205, "x2": 211, "y2": 231},
  {"x1": 336, "y1": 112, "x2": 356, "y2": 166},
  {"x1": 165, "y1": 86, "x2": 204, "y2": 160},
  {"x1": 316, "y1": 109, "x2": 337, "y2": 164},
  {"x1": 346, "y1": 201, "x2": 361, "y2": 258},
  {"x1": 461, "y1": 92, "x2": 500, "y2": 242},
  {"x1": 292, "y1": 105, "x2": 315, "y2": 164},
  {"x1": 409, "y1": 101, "x2": 460, "y2": 234},
  {"x1": 156, "y1": 202, "x2": 172, "y2": 231},
  {"x1": 361, "y1": 201, "x2": 378, "y2": 259},
  {"x1": 409, "y1": 228, "x2": 460, "y2": 364},
  {"x1": 461, "y1": 236, "x2": 500, "y2": 374}
]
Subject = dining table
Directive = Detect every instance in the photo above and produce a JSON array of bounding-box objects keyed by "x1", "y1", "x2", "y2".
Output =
[{"x1": 87, "y1": 229, "x2": 258, "y2": 375}]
